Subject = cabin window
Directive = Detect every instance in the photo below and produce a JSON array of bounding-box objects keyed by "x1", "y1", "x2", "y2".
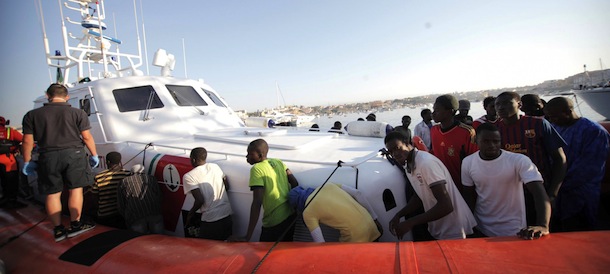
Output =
[
  {"x1": 382, "y1": 189, "x2": 397, "y2": 211},
  {"x1": 202, "y1": 89, "x2": 227, "y2": 108},
  {"x1": 166, "y1": 85, "x2": 208, "y2": 106},
  {"x1": 113, "y1": 85, "x2": 164, "y2": 112}
]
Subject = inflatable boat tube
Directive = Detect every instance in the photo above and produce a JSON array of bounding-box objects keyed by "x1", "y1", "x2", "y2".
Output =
[
  {"x1": 345, "y1": 121, "x2": 393, "y2": 138},
  {"x1": 244, "y1": 117, "x2": 275, "y2": 128}
]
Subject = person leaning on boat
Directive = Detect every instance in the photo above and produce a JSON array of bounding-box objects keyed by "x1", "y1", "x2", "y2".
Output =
[
  {"x1": 229, "y1": 139, "x2": 299, "y2": 242},
  {"x1": 21, "y1": 83, "x2": 99, "y2": 242},
  {"x1": 118, "y1": 164, "x2": 164, "y2": 234},
  {"x1": 90, "y1": 151, "x2": 130, "y2": 228},
  {"x1": 183, "y1": 147, "x2": 233, "y2": 240},
  {"x1": 384, "y1": 131, "x2": 477, "y2": 240},
  {"x1": 288, "y1": 183, "x2": 382, "y2": 242}
]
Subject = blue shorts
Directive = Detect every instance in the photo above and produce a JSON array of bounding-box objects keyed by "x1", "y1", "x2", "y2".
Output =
[{"x1": 38, "y1": 147, "x2": 93, "y2": 195}]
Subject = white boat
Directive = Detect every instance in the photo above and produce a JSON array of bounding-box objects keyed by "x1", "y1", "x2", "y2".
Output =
[
  {"x1": 258, "y1": 84, "x2": 316, "y2": 126},
  {"x1": 5, "y1": 1, "x2": 610, "y2": 273},
  {"x1": 574, "y1": 85, "x2": 610, "y2": 120},
  {"x1": 573, "y1": 64, "x2": 610, "y2": 120},
  {"x1": 28, "y1": 0, "x2": 407, "y2": 242}
]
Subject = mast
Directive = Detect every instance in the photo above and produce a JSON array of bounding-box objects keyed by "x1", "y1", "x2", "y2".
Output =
[
  {"x1": 600, "y1": 58, "x2": 606, "y2": 83},
  {"x1": 39, "y1": 0, "x2": 143, "y2": 85}
]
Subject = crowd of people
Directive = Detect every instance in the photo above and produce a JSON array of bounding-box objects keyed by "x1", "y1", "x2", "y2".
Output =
[
  {"x1": 384, "y1": 93, "x2": 609, "y2": 240},
  {"x1": 3, "y1": 83, "x2": 609, "y2": 244}
]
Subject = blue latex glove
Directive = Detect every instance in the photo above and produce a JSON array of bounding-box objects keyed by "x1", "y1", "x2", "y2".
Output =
[
  {"x1": 89, "y1": 155, "x2": 100, "y2": 168},
  {"x1": 23, "y1": 161, "x2": 38, "y2": 176}
]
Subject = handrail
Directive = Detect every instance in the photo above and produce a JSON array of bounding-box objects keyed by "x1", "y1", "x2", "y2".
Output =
[
  {"x1": 123, "y1": 140, "x2": 383, "y2": 168},
  {"x1": 85, "y1": 86, "x2": 111, "y2": 143}
]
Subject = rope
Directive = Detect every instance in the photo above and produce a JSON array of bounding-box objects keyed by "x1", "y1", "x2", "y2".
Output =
[
  {"x1": 251, "y1": 160, "x2": 344, "y2": 273},
  {"x1": 86, "y1": 143, "x2": 152, "y2": 193},
  {"x1": 0, "y1": 215, "x2": 47, "y2": 249}
]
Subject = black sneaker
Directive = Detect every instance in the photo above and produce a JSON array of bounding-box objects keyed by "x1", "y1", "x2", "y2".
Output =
[
  {"x1": 67, "y1": 220, "x2": 95, "y2": 238},
  {"x1": 54, "y1": 225, "x2": 67, "y2": 242}
]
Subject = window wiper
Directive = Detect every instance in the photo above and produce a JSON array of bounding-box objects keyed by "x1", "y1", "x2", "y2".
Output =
[
  {"x1": 143, "y1": 89, "x2": 155, "y2": 121},
  {"x1": 170, "y1": 90, "x2": 205, "y2": 115}
]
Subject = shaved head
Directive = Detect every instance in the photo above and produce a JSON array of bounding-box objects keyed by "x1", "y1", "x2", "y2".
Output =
[
  {"x1": 546, "y1": 97, "x2": 573, "y2": 111},
  {"x1": 545, "y1": 97, "x2": 578, "y2": 126}
]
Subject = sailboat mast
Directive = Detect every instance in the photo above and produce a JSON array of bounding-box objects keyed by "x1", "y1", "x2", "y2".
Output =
[{"x1": 600, "y1": 58, "x2": 606, "y2": 83}]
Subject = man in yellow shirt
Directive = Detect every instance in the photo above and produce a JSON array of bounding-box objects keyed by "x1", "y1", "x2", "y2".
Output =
[{"x1": 288, "y1": 183, "x2": 382, "y2": 242}]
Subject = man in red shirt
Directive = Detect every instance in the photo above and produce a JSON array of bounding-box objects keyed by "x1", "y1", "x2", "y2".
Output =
[
  {"x1": 0, "y1": 116, "x2": 25, "y2": 209},
  {"x1": 430, "y1": 95, "x2": 478, "y2": 192}
]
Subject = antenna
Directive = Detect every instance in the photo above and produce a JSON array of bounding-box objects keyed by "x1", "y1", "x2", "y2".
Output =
[
  {"x1": 182, "y1": 38, "x2": 188, "y2": 78},
  {"x1": 600, "y1": 58, "x2": 606, "y2": 83},
  {"x1": 137, "y1": 0, "x2": 150, "y2": 75},
  {"x1": 35, "y1": 0, "x2": 53, "y2": 83}
]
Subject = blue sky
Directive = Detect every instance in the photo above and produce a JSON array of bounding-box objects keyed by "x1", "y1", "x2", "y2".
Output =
[{"x1": 1, "y1": 0, "x2": 609, "y2": 124}]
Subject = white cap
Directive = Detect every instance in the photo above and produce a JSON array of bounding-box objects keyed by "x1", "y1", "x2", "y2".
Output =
[{"x1": 131, "y1": 164, "x2": 145, "y2": 174}]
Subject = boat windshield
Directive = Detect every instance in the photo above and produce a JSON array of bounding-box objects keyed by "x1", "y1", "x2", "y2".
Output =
[
  {"x1": 113, "y1": 85, "x2": 164, "y2": 112},
  {"x1": 202, "y1": 88, "x2": 227, "y2": 108},
  {"x1": 166, "y1": 85, "x2": 208, "y2": 106}
]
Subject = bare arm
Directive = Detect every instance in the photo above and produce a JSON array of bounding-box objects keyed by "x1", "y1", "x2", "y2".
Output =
[
  {"x1": 81, "y1": 129, "x2": 98, "y2": 156},
  {"x1": 546, "y1": 147, "x2": 567, "y2": 199},
  {"x1": 286, "y1": 169, "x2": 299, "y2": 189},
  {"x1": 186, "y1": 189, "x2": 205, "y2": 226},
  {"x1": 389, "y1": 192, "x2": 423, "y2": 236},
  {"x1": 244, "y1": 187, "x2": 264, "y2": 241},
  {"x1": 395, "y1": 182, "x2": 454, "y2": 239},
  {"x1": 520, "y1": 181, "x2": 551, "y2": 240},
  {"x1": 22, "y1": 134, "x2": 34, "y2": 162}
]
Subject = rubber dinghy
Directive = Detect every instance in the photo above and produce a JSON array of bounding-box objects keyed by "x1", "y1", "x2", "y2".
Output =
[{"x1": 2, "y1": 204, "x2": 610, "y2": 273}]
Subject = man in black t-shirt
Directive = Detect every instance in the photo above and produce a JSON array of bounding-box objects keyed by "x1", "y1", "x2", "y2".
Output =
[{"x1": 22, "y1": 83, "x2": 100, "y2": 242}]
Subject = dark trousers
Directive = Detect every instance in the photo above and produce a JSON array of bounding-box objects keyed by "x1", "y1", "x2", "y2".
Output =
[
  {"x1": 200, "y1": 215, "x2": 233, "y2": 240},
  {"x1": 260, "y1": 214, "x2": 296, "y2": 242},
  {"x1": 0, "y1": 164, "x2": 19, "y2": 201}
]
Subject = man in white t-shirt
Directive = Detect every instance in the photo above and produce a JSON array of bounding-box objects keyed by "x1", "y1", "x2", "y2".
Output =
[
  {"x1": 462, "y1": 123, "x2": 551, "y2": 239},
  {"x1": 183, "y1": 147, "x2": 233, "y2": 240},
  {"x1": 384, "y1": 131, "x2": 476, "y2": 240}
]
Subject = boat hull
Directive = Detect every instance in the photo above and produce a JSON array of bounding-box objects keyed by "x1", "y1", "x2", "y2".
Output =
[
  {"x1": 575, "y1": 87, "x2": 610, "y2": 120},
  {"x1": 2, "y1": 203, "x2": 610, "y2": 273}
]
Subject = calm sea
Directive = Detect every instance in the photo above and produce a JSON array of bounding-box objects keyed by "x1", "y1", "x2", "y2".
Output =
[{"x1": 308, "y1": 95, "x2": 605, "y2": 131}]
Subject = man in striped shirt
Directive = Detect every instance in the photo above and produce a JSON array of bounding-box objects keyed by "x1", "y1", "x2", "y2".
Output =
[
  {"x1": 92, "y1": 151, "x2": 130, "y2": 228},
  {"x1": 118, "y1": 164, "x2": 164, "y2": 234},
  {"x1": 495, "y1": 92, "x2": 567, "y2": 226}
]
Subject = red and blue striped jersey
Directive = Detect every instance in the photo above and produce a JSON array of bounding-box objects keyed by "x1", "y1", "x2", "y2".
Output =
[{"x1": 496, "y1": 115, "x2": 566, "y2": 184}]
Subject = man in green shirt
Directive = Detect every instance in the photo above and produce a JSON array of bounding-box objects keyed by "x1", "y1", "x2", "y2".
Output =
[{"x1": 230, "y1": 139, "x2": 299, "y2": 242}]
